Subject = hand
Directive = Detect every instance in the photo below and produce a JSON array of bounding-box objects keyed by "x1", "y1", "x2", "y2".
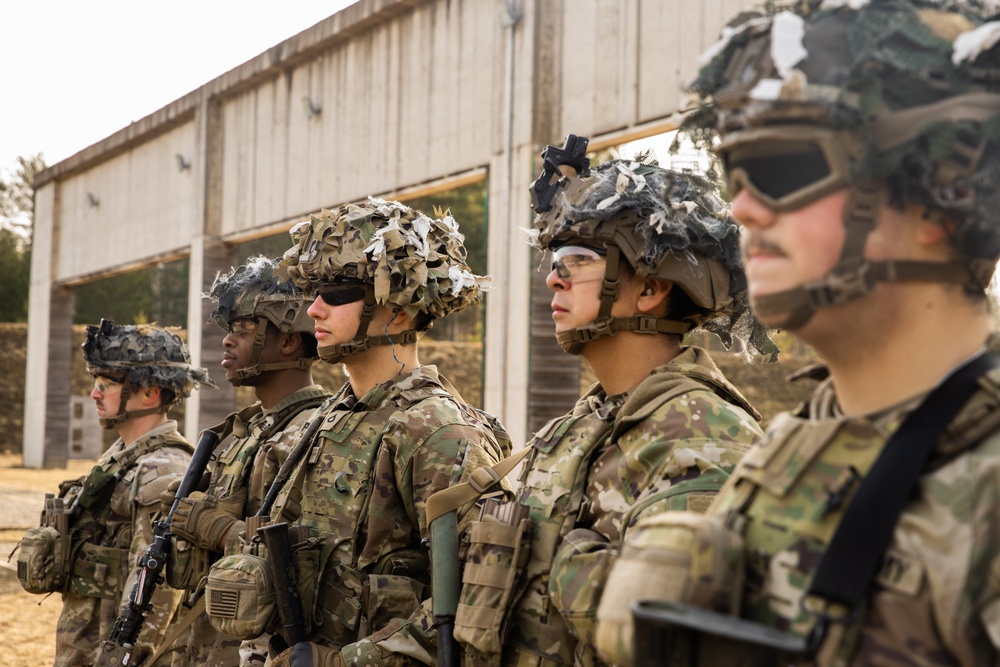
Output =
[
  {"x1": 171, "y1": 488, "x2": 247, "y2": 551},
  {"x1": 158, "y1": 478, "x2": 182, "y2": 517},
  {"x1": 271, "y1": 642, "x2": 345, "y2": 667}
]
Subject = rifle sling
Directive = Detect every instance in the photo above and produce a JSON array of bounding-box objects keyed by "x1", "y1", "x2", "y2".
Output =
[{"x1": 147, "y1": 595, "x2": 206, "y2": 665}]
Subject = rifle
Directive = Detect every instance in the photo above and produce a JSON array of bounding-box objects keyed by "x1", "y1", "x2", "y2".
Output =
[
  {"x1": 94, "y1": 427, "x2": 221, "y2": 667},
  {"x1": 257, "y1": 522, "x2": 308, "y2": 652}
]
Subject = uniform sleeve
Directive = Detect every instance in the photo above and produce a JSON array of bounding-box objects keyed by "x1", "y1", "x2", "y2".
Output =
[
  {"x1": 340, "y1": 422, "x2": 506, "y2": 667},
  {"x1": 122, "y1": 454, "x2": 188, "y2": 665}
]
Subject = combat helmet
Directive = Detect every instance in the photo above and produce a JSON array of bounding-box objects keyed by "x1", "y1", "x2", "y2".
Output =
[
  {"x1": 530, "y1": 134, "x2": 777, "y2": 361},
  {"x1": 209, "y1": 256, "x2": 318, "y2": 386},
  {"x1": 277, "y1": 197, "x2": 491, "y2": 364},
  {"x1": 83, "y1": 319, "x2": 216, "y2": 429},
  {"x1": 686, "y1": 0, "x2": 1000, "y2": 328}
]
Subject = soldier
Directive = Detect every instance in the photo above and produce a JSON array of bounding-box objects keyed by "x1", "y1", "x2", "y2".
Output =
[
  {"x1": 154, "y1": 256, "x2": 329, "y2": 666},
  {"x1": 598, "y1": 2, "x2": 1000, "y2": 666},
  {"x1": 31, "y1": 320, "x2": 214, "y2": 666},
  {"x1": 204, "y1": 199, "x2": 509, "y2": 666},
  {"x1": 435, "y1": 144, "x2": 774, "y2": 667}
]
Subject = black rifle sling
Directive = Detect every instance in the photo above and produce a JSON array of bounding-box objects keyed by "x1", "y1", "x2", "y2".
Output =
[{"x1": 807, "y1": 352, "x2": 1000, "y2": 610}]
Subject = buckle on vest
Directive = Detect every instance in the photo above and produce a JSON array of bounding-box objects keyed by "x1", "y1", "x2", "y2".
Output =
[{"x1": 469, "y1": 467, "x2": 501, "y2": 494}]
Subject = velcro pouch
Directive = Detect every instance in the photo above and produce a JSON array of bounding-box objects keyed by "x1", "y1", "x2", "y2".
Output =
[
  {"x1": 595, "y1": 511, "x2": 744, "y2": 667},
  {"x1": 165, "y1": 536, "x2": 211, "y2": 592},
  {"x1": 76, "y1": 465, "x2": 118, "y2": 511},
  {"x1": 16, "y1": 526, "x2": 68, "y2": 594},
  {"x1": 453, "y1": 500, "x2": 532, "y2": 656},
  {"x1": 70, "y1": 542, "x2": 128, "y2": 600},
  {"x1": 205, "y1": 552, "x2": 276, "y2": 640}
]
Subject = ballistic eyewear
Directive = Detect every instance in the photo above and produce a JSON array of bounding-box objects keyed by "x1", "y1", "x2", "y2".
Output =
[
  {"x1": 718, "y1": 125, "x2": 858, "y2": 212},
  {"x1": 226, "y1": 318, "x2": 259, "y2": 336},
  {"x1": 315, "y1": 281, "x2": 368, "y2": 306},
  {"x1": 92, "y1": 375, "x2": 124, "y2": 394},
  {"x1": 551, "y1": 245, "x2": 607, "y2": 282}
]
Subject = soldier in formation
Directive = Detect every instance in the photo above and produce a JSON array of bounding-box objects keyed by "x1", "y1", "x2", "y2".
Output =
[
  {"x1": 154, "y1": 256, "x2": 329, "y2": 666},
  {"x1": 598, "y1": 1, "x2": 1000, "y2": 665},
  {"x1": 203, "y1": 199, "x2": 510, "y2": 667}
]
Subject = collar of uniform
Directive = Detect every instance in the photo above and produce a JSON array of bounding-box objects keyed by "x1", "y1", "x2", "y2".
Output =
[
  {"x1": 261, "y1": 384, "x2": 329, "y2": 418},
  {"x1": 106, "y1": 420, "x2": 179, "y2": 464},
  {"x1": 356, "y1": 365, "x2": 441, "y2": 411}
]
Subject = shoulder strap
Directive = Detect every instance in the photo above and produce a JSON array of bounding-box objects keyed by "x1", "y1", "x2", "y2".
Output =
[
  {"x1": 426, "y1": 447, "x2": 531, "y2": 526},
  {"x1": 806, "y1": 352, "x2": 1000, "y2": 615}
]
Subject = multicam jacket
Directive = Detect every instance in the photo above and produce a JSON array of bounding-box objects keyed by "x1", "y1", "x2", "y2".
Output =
[
  {"x1": 705, "y1": 361, "x2": 1000, "y2": 666},
  {"x1": 508, "y1": 346, "x2": 762, "y2": 667},
  {"x1": 268, "y1": 365, "x2": 509, "y2": 666},
  {"x1": 55, "y1": 420, "x2": 192, "y2": 667},
  {"x1": 168, "y1": 385, "x2": 329, "y2": 667}
]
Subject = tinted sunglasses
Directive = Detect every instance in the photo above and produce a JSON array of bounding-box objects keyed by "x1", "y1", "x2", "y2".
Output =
[
  {"x1": 551, "y1": 245, "x2": 607, "y2": 282},
  {"x1": 315, "y1": 282, "x2": 367, "y2": 306},
  {"x1": 717, "y1": 125, "x2": 857, "y2": 212}
]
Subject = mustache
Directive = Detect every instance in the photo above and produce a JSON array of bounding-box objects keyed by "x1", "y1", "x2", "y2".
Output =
[{"x1": 742, "y1": 234, "x2": 787, "y2": 258}]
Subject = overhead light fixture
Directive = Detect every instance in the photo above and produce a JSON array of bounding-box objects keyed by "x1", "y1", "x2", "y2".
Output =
[
  {"x1": 87, "y1": 192, "x2": 100, "y2": 208},
  {"x1": 176, "y1": 153, "x2": 191, "y2": 171},
  {"x1": 302, "y1": 95, "x2": 322, "y2": 119}
]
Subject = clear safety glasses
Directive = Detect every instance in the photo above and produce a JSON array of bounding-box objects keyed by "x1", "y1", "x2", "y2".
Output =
[
  {"x1": 226, "y1": 318, "x2": 259, "y2": 336},
  {"x1": 717, "y1": 125, "x2": 857, "y2": 212},
  {"x1": 551, "y1": 245, "x2": 607, "y2": 283},
  {"x1": 92, "y1": 375, "x2": 124, "y2": 394}
]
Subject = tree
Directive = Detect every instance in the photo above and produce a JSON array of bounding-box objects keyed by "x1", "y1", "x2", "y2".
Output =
[{"x1": 0, "y1": 153, "x2": 45, "y2": 322}]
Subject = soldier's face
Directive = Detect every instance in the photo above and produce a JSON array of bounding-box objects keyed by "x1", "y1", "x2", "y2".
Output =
[
  {"x1": 307, "y1": 294, "x2": 366, "y2": 348},
  {"x1": 90, "y1": 375, "x2": 124, "y2": 420},
  {"x1": 732, "y1": 186, "x2": 849, "y2": 326},
  {"x1": 222, "y1": 318, "x2": 260, "y2": 372}
]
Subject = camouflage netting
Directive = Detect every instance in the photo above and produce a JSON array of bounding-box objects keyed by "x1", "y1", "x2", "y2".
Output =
[
  {"x1": 209, "y1": 255, "x2": 314, "y2": 334},
  {"x1": 532, "y1": 157, "x2": 778, "y2": 362},
  {"x1": 686, "y1": 0, "x2": 1000, "y2": 263},
  {"x1": 82, "y1": 320, "x2": 216, "y2": 403},
  {"x1": 278, "y1": 197, "x2": 491, "y2": 321}
]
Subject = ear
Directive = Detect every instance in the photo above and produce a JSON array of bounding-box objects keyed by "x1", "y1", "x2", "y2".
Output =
[
  {"x1": 141, "y1": 386, "x2": 161, "y2": 407},
  {"x1": 636, "y1": 279, "x2": 672, "y2": 315},
  {"x1": 278, "y1": 331, "x2": 302, "y2": 356},
  {"x1": 387, "y1": 308, "x2": 415, "y2": 333}
]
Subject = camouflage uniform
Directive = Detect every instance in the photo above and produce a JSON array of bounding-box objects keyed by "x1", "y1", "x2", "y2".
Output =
[
  {"x1": 167, "y1": 386, "x2": 327, "y2": 667},
  {"x1": 162, "y1": 257, "x2": 328, "y2": 667},
  {"x1": 595, "y1": 2, "x2": 1000, "y2": 665},
  {"x1": 55, "y1": 422, "x2": 192, "y2": 667},
  {"x1": 204, "y1": 200, "x2": 506, "y2": 666},
  {"x1": 503, "y1": 347, "x2": 761, "y2": 667},
  {"x1": 47, "y1": 320, "x2": 214, "y2": 667},
  {"x1": 702, "y1": 368, "x2": 1000, "y2": 666}
]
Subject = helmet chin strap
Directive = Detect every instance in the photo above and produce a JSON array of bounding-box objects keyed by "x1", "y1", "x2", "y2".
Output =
[
  {"x1": 555, "y1": 244, "x2": 692, "y2": 355},
  {"x1": 98, "y1": 377, "x2": 167, "y2": 430},
  {"x1": 317, "y1": 286, "x2": 421, "y2": 364},
  {"x1": 749, "y1": 183, "x2": 984, "y2": 330},
  {"x1": 227, "y1": 319, "x2": 314, "y2": 386}
]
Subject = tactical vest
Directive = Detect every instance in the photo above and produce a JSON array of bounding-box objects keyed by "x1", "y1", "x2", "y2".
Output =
[
  {"x1": 25, "y1": 430, "x2": 192, "y2": 600},
  {"x1": 209, "y1": 387, "x2": 328, "y2": 504},
  {"x1": 707, "y1": 369, "x2": 1000, "y2": 666},
  {"x1": 274, "y1": 379, "x2": 508, "y2": 651}
]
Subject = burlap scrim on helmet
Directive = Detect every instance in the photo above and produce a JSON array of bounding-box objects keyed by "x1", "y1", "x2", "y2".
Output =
[
  {"x1": 531, "y1": 156, "x2": 778, "y2": 362},
  {"x1": 278, "y1": 197, "x2": 491, "y2": 321},
  {"x1": 686, "y1": 0, "x2": 1000, "y2": 265},
  {"x1": 209, "y1": 255, "x2": 314, "y2": 334},
  {"x1": 82, "y1": 320, "x2": 216, "y2": 404}
]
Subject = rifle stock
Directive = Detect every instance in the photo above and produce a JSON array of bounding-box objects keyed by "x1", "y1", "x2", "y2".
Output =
[{"x1": 94, "y1": 427, "x2": 221, "y2": 666}]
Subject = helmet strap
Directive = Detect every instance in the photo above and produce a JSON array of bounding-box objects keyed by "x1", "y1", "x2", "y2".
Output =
[
  {"x1": 751, "y1": 182, "x2": 984, "y2": 329},
  {"x1": 98, "y1": 377, "x2": 170, "y2": 429},
  {"x1": 316, "y1": 286, "x2": 422, "y2": 364}
]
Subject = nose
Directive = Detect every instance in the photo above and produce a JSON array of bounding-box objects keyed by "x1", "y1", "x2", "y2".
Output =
[
  {"x1": 90, "y1": 385, "x2": 101, "y2": 399},
  {"x1": 545, "y1": 266, "x2": 568, "y2": 291},
  {"x1": 222, "y1": 331, "x2": 237, "y2": 348},
  {"x1": 306, "y1": 294, "x2": 327, "y2": 319},
  {"x1": 730, "y1": 188, "x2": 776, "y2": 230}
]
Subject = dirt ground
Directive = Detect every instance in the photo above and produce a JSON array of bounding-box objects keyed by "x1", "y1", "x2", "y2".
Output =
[{"x1": 0, "y1": 453, "x2": 95, "y2": 667}]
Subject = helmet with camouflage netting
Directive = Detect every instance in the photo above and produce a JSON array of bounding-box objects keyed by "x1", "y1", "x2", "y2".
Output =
[
  {"x1": 530, "y1": 134, "x2": 777, "y2": 361},
  {"x1": 83, "y1": 319, "x2": 217, "y2": 428},
  {"x1": 685, "y1": 0, "x2": 1000, "y2": 328},
  {"x1": 209, "y1": 255, "x2": 318, "y2": 386},
  {"x1": 277, "y1": 197, "x2": 491, "y2": 363}
]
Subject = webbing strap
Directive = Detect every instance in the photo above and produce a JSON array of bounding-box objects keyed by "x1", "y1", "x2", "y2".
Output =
[
  {"x1": 426, "y1": 447, "x2": 530, "y2": 526},
  {"x1": 806, "y1": 353, "x2": 1000, "y2": 612},
  {"x1": 147, "y1": 595, "x2": 206, "y2": 665}
]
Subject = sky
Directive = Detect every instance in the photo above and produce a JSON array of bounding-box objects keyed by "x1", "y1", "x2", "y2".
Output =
[{"x1": 0, "y1": 1, "x2": 357, "y2": 177}]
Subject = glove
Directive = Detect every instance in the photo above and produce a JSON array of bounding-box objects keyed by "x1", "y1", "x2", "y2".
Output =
[
  {"x1": 157, "y1": 472, "x2": 211, "y2": 516},
  {"x1": 271, "y1": 642, "x2": 345, "y2": 667},
  {"x1": 171, "y1": 487, "x2": 247, "y2": 552}
]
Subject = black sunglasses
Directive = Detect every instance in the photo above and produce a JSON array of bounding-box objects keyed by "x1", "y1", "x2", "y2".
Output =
[{"x1": 316, "y1": 282, "x2": 367, "y2": 306}]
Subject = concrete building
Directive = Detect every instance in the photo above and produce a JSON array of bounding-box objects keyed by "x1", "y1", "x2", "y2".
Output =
[{"x1": 24, "y1": 0, "x2": 756, "y2": 467}]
